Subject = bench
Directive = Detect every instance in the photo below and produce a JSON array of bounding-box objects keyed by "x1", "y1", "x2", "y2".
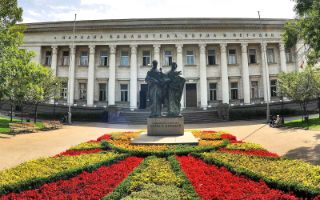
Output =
[
  {"x1": 9, "y1": 122, "x2": 37, "y2": 134},
  {"x1": 42, "y1": 120, "x2": 63, "y2": 130}
]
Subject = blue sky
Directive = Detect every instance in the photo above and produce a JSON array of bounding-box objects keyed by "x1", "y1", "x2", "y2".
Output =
[{"x1": 19, "y1": 0, "x2": 296, "y2": 23}]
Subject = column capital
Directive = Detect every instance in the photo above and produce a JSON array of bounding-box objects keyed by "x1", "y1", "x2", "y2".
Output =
[
  {"x1": 109, "y1": 45, "x2": 116, "y2": 54},
  {"x1": 176, "y1": 44, "x2": 183, "y2": 54},
  {"x1": 260, "y1": 42, "x2": 267, "y2": 51},
  {"x1": 130, "y1": 44, "x2": 138, "y2": 54},
  {"x1": 89, "y1": 45, "x2": 95, "y2": 54},
  {"x1": 199, "y1": 44, "x2": 206, "y2": 54},
  {"x1": 51, "y1": 45, "x2": 58, "y2": 54},
  {"x1": 279, "y1": 42, "x2": 285, "y2": 51},
  {"x1": 241, "y1": 43, "x2": 248, "y2": 53},
  {"x1": 69, "y1": 45, "x2": 76, "y2": 54},
  {"x1": 220, "y1": 43, "x2": 227, "y2": 53},
  {"x1": 153, "y1": 44, "x2": 161, "y2": 53}
]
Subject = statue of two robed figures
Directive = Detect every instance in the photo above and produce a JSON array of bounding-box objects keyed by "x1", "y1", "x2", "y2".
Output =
[{"x1": 145, "y1": 60, "x2": 186, "y2": 117}]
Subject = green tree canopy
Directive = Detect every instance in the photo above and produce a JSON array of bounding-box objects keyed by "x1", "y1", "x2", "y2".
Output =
[{"x1": 282, "y1": 0, "x2": 320, "y2": 65}]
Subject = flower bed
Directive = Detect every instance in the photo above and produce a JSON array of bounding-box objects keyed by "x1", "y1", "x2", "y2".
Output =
[
  {"x1": 104, "y1": 156, "x2": 199, "y2": 200},
  {"x1": 69, "y1": 141, "x2": 103, "y2": 150},
  {"x1": 218, "y1": 148, "x2": 279, "y2": 158},
  {"x1": 0, "y1": 152, "x2": 124, "y2": 195},
  {"x1": 55, "y1": 149, "x2": 103, "y2": 157},
  {"x1": 198, "y1": 151, "x2": 320, "y2": 197},
  {"x1": 1, "y1": 157, "x2": 143, "y2": 200},
  {"x1": 225, "y1": 142, "x2": 266, "y2": 150},
  {"x1": 177, "y1": 156, "x2": 298, "y2": 200}
]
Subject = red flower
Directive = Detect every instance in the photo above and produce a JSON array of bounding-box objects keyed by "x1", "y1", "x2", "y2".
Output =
[
  {"x1": 176, "y1": 156, "x2": 297, "y2": 200},
  {"x1": 97, "y1": 134, "x2": 111, "y2": 141},
  {"x1": 1, "y1": 157, "x2": 143, "y2": 200},
  {"x1": 54, "y1": 149, "x2": 103, "y2": 157},
  {"x1": 221, "y1": 133, "x2": 237, "y2": 141},
  {"x1": 201, "y1": 130, "x2": 217, "y2": 134},
  {"x1": 218, "y1": 148, "x2": 280, "y2": 158}
]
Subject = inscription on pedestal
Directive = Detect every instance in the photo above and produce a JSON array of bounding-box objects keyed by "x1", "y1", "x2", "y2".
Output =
[{"x1": 147, "y1": 117, "x2": 184, "y2": 136}]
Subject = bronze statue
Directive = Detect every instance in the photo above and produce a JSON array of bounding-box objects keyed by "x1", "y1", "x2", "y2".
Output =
[
  {"x1": 166, "y1": 62, "x2": 186, "y2": 116},
  {"x1": 145, "y1": 60, "x2": 163, "y2": 117},
  {"x1": 145, "y1": 60, "x2": 185, "y2": 117}
]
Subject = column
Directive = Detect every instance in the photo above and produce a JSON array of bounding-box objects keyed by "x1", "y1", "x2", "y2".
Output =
[
  {"x1": 108, "y1": 45, "x2": 116, "y2": 106},
  {"x1": 87, "y1": 45, "x2": 95, "y2": 106},
  {"x1": 199, "y1": 44, "x2": 208, "y2": 109},
  {"x1": 261, "y1": 42, "x2": 270, "y2": 102},
  {"x1": 51, "y1": 45, "x2": 58, "y2": 76},
  {"x1": 279, "y1": 43, "x2": 287, "y2": 72},
  {"x1": 130, "y1": 44, "x2": 138, "y2": 111},
  {"x1": 241, "y1": 43, "x2": 250, "y2": 104},
  {"x1": 176, "y1": 44, "x2": 185, "y2": 109},
  {"x1": 153, "y1": 44, "x2": 161, "y2": 64},
  {"x1": 220, "y1": 43, "x2": 229, "y2": 104},
  {"x1": 68, "y1": 45, "x2": 76, "y2": 105}
]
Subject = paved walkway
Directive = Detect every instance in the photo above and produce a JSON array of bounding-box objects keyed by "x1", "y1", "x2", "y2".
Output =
[{"x1": 0, "y1": 120, "x2": 319, "y2": 170}]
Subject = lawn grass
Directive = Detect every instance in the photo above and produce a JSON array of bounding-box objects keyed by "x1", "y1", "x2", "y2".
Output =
[
  {"x1": 0, "y1": 117, "x2": 44, "y2": 134},
  {"x1": 285, "y1": 117, "x2": 320, "y2": 130}
]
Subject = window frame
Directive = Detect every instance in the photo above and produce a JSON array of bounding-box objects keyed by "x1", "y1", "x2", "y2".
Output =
[
  {"x1": 267, "y1": 48, "x2": 275, "y2": 64},
  {"x1": 207, "y1": 49, "x2": 216, "y2": 65},
  {"x1": 99, "y1": 83, "x2": 107, "y2": 101},
  {"x1": 250, "y1": 81, "x2": 259, "y2": 99},
  {"x1": 270, "y1": 80, "x2": 277, "y2": 97},
  {"x1": 60, "y1": 82, "x2": 68, "y2": 100},
  {"x1": 80, "y1": 51, "x2": 89, "y2": 66},
  {"x1": 45, "y1": 51, "x2": 52, "y2": 66},
  {"x1": 62, "y1": 51, "x2": 70, "y2": 66},
  {"x1": 230, "y1": 82, "x2": 239, "y2": 100},
  {"x1": 228, "y1": 49, "x2": 237, "y2": 65},
  {"x1": 79, "y1": 83, "x2": 87, "y2": 100},
  {"x1": 186, "y1": 50, "x2": 195, "y2": 65},
  {"x1": 209, "y1": 82, "x2": 217, "y2": 101},
  {"x1": 285, "y1": 49, "x2": 293, "y2": 63},
  {"x1": 100, "y1": 51, "x2": 108, "y2": 67},
  {"x1": 120, "y1": 50, "x2": 129, "y2": 66},
  {"x1": 142, "y1": 50, "x2": 151, "y2": 66},
  {"x1": 248, "y1": 49, "x2": 257, "y2": 64},
  {"x1": 164, "y1": 50, "x2": 173, "y2": 66},
  {"x1": 120, "y1": 84, "x2": 129, "y2": 102}
]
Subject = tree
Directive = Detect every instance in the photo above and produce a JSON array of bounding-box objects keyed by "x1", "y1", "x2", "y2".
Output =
[
  {"x1": 26, "y1": 68, "x2": 61, "y2": 123},
  {"x1": 282, "y1": 0, "x2": 320, "y2": 65},
  {"x1": 278, "y1": 66, "x2": 320, "y2": 123}
]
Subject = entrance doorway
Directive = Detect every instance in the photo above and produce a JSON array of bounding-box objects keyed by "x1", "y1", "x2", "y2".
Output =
[
  {"x1": 139, "y1": 84, "x2": 148, "y2": 109},
  {"x1": 186, "y1": 83, "x2": 197, "y2": 107}
]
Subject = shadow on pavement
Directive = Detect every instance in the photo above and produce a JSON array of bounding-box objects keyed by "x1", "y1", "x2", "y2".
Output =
[{"x1": 283, "y1": 143, "x2": 320, "y2": 165}]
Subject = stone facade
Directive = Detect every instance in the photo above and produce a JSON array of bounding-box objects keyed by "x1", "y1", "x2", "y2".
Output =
[{"x1": 22, "y1": 18, "x2": 303, "y2": 110}]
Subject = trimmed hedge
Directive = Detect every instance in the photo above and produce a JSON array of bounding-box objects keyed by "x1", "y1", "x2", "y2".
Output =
[
  {"x1": 0, "y1": 152, "x2": 126, "y2": 195},
  {"x1": 193, "y1": 152, "x2": 320, "y2": 198}
]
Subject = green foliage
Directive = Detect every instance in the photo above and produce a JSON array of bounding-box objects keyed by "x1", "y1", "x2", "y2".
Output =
[
  {"x1": 0, "y1": 152, "x2": 125, "y2": 195},
  {"x1": 0, "y1": 0, "x2": 22, "y2": 27},
  {"x1": 197, "y1": 151, "x2": 320, "y2": 197},
  {"x1": 283, "y1": 0, "x2": 320, "y2": 64}
]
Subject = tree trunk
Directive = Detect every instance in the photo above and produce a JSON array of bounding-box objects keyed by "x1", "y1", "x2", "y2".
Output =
[
  {"x1": 10, "y1": 104, "x2": 13, "y2": 122},
  {"x1": 20, "y1": 104, "x2": 23, "y2": 123},
  {"x1": 53, "y1": 100, "x2": 56, "y2": 119},
  {"x1": 34, "y1": 104, "x2": 38, "y2": 123},
  {"x1": 318, "y1": 97, "x2": 320, "y2": 119}
]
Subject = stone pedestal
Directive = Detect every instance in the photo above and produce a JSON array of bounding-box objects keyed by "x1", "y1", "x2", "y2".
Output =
[{"x1": 147, "y1": 117, "x2": 184, "y2": 136}]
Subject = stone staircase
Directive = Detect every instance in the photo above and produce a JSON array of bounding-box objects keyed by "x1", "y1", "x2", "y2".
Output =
[{"x1": 110, "y1": 109, "x2": 224, "y2": 124}]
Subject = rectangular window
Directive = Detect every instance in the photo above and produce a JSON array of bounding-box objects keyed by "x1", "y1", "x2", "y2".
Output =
[
  {"x1": 62, "y1": 51, "x2": 69, "y2": 66},
  {"x1": 99, "y1": 83, "x2": 106, "y2": 101},
  {"x1": 143, "y1": 50, "x2": 151, "y2": 66},
  {"x1": 120, "y1": 50, "x2": 129, "y2": 66},
  {"x1": 230, "y1": 82, "x2": 238, "y2": 100},
  {"x1": 285, "y1": 49, "x2": 293, "y2": 63},
  {"x1": 228, "y1": 49, "x2": 237, "y2": 65},
  {"x1": 209, "y1": 83, "x2": 217, "y2": 101},
  {"x1": 80, "y1": 51, "x2": 89, "y2": 66},
  {"x1": 250, "y1": 81, "x2": 259, "y2": 99},
  {"x1": 164, "y1": 51, "x2": 173, "y2": 66},
  {"x1": 208, "y1": 49, "x2": 216, "y2": 65},
  {"x1": 270, "y1": 80, "x2": 277, "y2": 97},
  {"x1": 79, "y1": 83, "x2": 87, "y2": 100},
  {"x1": 45, "y1": 51, "x2": 52, "y2": 66},
  {"x1": 267, "y1": 48, "x2": 275, "y2": 64},
  {"x1": 186, "y1": 50, "x2": 195, "y2": 65},
  {"x1": 60, "y1": 82, "x2": 68, "y2": 100},
  {"x1": 120, "y1": 84, "x2": 128, "y2": 102},
  {"x1": 248, "y1": 49, "x2": 257, "y2": 64},
  {"x1": 100, "y1": 51, "x2": 108, "y2": 66}
]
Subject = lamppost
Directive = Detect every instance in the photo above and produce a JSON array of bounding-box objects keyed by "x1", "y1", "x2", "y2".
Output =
[
  {"x1": 67, "y1": 13, "x2": 77, "y2": 124},
  {"x1": 258, "y1": 11, "x2": 270, "y2": 123}
]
